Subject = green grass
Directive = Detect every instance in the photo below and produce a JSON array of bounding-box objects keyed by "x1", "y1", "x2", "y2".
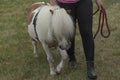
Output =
[{"x1": 0, "y1": 0, "x2": 120, "y2": 80}]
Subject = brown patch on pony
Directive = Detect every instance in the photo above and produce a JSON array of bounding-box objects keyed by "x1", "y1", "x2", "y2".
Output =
[
  {"x1": 27, "y1": 3, "x2": 42, "y2": 25},
  {"x1": 66, "y1": 10, "x2": 71, "y2": 14},
  {"x1": 45, "y1": 39, "x2": 58, "y2": 48}
]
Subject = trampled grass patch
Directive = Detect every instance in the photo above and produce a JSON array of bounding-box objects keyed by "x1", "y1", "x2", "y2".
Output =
[{"x1": 0, "y1": 0, "x2": 120, "y2": 80}]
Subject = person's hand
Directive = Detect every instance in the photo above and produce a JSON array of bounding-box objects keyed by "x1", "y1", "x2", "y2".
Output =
[{"x1": 96, "y1": 0, "x2": 103, "y2": 11}]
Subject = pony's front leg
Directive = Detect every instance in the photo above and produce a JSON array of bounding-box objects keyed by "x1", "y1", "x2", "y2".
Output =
[
  {"x1": 41, "y1": 42, "x2": 56, "y2": 75},
  {"x1": 56, "y1": 48, "x2": 68, "y2": 74},
  {"x1": 32, "y1": 39, "x2": 39, "y2": 57}
]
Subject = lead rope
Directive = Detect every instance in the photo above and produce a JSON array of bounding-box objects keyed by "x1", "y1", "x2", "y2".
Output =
[{"x1": 93, "y1": 5, "x2": 110, "y2": 39}]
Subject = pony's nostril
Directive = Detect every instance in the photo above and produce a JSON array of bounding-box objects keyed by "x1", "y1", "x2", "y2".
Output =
[
  {"x1": 59, "y1": 45, "x2": 64, "y2": 50},
  {"x1": 59, "y1": 45, "x2": 61, "y2": 48}
]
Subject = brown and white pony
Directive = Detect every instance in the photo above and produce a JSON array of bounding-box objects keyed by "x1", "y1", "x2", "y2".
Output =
[{"x1": 27, "y1": 2, "x2": 74, "y2": 75}]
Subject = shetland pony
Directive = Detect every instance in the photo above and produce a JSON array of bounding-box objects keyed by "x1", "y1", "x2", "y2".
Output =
[{"x1": 27, "y1": 2, "x2": 74, "y2": 75}]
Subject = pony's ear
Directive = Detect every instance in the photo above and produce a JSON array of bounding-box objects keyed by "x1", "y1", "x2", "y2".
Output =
[
  {"x1": 66, "y1": 10, "x2": 71, "y2": 14},
  {"x1": 50, "y1": 9, "x2": 54, "y2": 14}
]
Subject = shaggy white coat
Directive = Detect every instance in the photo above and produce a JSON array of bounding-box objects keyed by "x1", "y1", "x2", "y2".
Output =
[{"x1": 28, "y1": 3, "x2": 74, "y2": 75}]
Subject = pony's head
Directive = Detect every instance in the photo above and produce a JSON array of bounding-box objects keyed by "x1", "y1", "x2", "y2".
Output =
[
  {"x1": 50, "y1": 6, "x2": 75, "y2": 50},
  {"x1": 58, "y1": 37, "x2": 71, "y2": 50}
]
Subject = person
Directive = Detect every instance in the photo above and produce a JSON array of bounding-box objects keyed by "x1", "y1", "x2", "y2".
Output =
[{"x1": 50, "y1": 0, "x2": 103, "y2": 79}]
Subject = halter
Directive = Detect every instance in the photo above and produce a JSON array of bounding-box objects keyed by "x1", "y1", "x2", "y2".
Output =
[
  {"x1": 33, "y1": 2, "x2": 48, "y2": 41},
  {"x1": 33, "y1": 8, "x2": 41, "y2": 41}
]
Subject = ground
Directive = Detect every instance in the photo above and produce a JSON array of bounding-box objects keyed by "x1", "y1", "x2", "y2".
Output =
[{"x1": 0, "y1": 0, "x2": 120, "y2": 80}]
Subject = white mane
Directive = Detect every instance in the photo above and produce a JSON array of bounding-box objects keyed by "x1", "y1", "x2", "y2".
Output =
[{"x1": 52, "y1": 8, "x2": 74, "y2": 40}]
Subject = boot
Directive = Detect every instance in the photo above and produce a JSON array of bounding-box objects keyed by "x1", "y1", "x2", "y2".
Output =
[{"x1": 87, "y1": 61, "x2": 97, "y2": 80}]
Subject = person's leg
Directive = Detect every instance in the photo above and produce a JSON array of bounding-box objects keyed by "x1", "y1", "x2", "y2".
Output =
[
  {"x1": 57, "y1": 2, "x2": 77, "y2": 67},
  {"x1": 76, "y1": 0, "x2": 97, "y2": 79}
]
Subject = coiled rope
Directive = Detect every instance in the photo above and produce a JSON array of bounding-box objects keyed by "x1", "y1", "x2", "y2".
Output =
[{"x1": 93, "y1": 5, "x2": 110, "y2": 39}]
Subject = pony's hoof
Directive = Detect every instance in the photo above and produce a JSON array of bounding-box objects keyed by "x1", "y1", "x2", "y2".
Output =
[
  {"x1": 50, "y1": 71, "x2": 56, "y2": 76},
  {"x1": 56, "y1": 67, "x2": 61, "y2": 75},
  {"x1": 56, "y1": 71, "x2": 60, "y2": 75},
  {"x1": 34, "y1": 54, "x2": 39, "y2": 58}
]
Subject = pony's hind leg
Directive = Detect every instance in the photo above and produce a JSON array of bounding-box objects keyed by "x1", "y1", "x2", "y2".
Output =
[
  {"x1": 41, "y1": 42, "x2": 56, "y2": 75},
  {"x1": 56, "y1": 48, "x2": 68, "y2": 74},
  {"x1": 32, "y1": 39, "x2": 39, "y2": 57}
]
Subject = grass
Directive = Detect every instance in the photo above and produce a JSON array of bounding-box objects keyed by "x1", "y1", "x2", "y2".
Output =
[{"x1": 0, "y1": 0, "x2": 120, "y2": 80}]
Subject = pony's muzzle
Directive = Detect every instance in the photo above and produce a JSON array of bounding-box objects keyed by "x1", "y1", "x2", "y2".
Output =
[
  {"x1": 59, "y1": 41, "x2": 71, "y2": 50},
  {"x1": 59, "y1": 45, "x2": 65, "y2": 50}
]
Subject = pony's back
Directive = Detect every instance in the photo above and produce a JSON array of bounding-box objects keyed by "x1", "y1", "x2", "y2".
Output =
[{"x1": 36, "y1": 5, "x2": 74, "y2": 42}]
